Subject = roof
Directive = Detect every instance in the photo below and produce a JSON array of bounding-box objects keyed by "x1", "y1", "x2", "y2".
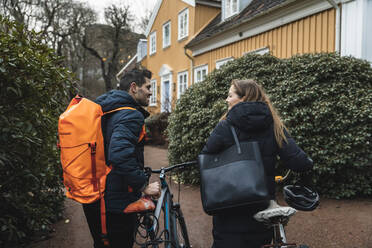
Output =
[{"x1": 185, "y1": 0, "x2": 292, "y2": 48}]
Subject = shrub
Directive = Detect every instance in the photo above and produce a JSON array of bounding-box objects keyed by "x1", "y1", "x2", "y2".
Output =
[
  {"x1": 145, "y1": 112, "x2": 170, "y2": 145},
  {"x1": 0, "y1": 16, "x2": 77, "y2": 246},
  {"x1": 167, "y1": 53, "x2": 372, "y2": 198}
]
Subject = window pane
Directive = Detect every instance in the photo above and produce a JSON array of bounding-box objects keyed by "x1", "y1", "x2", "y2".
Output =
[
  {"x1": 180, "y1": 17, "x2": 184, "y2": 36},
  {"x1": 184, "y1": 13, "x2": 188, "y2": 36},
  {"x1": 164, "y1": 24, "x2": 170, "y2": 46},
  {"x1": 150, "y1": 81, "x2": 156, "y2": 104},
  {"x1": 179, "y1": 10, "x2": 188, "y2": 39},
  {"x1": 232, "y1": 0, "x2": 238, "y2": 13},
  {"x1": 226, "y1": 0, "x2": 231, "y2": 17},
  {"x1": 202, "y1": 69, "x2": 206, "y2": 79},
  {"x1": 150, "y1": 33, "x2": 156, "y2": 53}
]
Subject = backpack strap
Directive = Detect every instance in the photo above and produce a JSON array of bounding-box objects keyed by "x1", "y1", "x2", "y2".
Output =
[
  {"x1": 103, "y1": 106, "x2": 146, "y2": 143},
  {"x1": 138, "y1": 124, "x2": 146, "y2": 143},
  {"x1": 103, "y1": 106, "x2": 136, "y2": 115},
  {"x1": 100, "y1": 197, "x2": 109, "y2": 247}
]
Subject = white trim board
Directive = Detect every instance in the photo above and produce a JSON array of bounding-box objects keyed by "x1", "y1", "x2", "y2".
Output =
[
  {"x1": 145, "y1": 0, "x2": 163, "y2": 36},
  {"x1": 116, "y1": 54, "x2": 138, "y2": 80},
  {"x1": 190, "y1": 0, "x2": 335, "y2": 56},
  {"x1": 196, "y1": 0, "x2": 221, "y2": 8},
  {"x1": 159, "y1": 64, "x2": 173, "y2": 77}
]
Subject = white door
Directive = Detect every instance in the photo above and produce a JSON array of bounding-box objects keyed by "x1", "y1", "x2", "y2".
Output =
[{"x1": 161, "y1": 74, "x2": 172, "y2": 112}]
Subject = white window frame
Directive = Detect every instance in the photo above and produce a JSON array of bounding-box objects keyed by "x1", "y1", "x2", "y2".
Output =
[
  {"x1": 149, "y1": 31, "x2": 156, "y2": 55},
  {"x1": 216, "y1": 57, "x2": 234, "y2": 69},
  {"x1": 243, "y1": 47, "x2": 270, "y2": 56},
  {"x1": 149, "y1": 79, "x2": 157, "y2": 106},
  {"x1": 162, "y1": 21, "x2": 171, "y2": 48},
  {"x1": 194, "y1": 65, "x2": 208, "y2": 83},
  {"x1": 177, "y1": 71, "x2": 188, "y2": 98},
  {"x1": 178, "y1": 8, "x2": 189, "y2": 40},
  {"x1": 225, "y1": 0, "x2": 239, "y2": 19}
]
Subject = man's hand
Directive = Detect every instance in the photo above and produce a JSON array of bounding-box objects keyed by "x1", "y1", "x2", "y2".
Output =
[{"x1": 143, "y1": 182, "x2": 160, "y2": 198}]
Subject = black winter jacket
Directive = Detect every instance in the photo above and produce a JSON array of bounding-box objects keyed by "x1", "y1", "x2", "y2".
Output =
[
  {"x1": 201, "y1": 102, "x2": 313, "y2": 233},
  {"x1": 95, "y1": 90, "x2": 150, "y2": 213},
  {"x1": 202, "y1": 101, "x2": 313, "y2": 198}
]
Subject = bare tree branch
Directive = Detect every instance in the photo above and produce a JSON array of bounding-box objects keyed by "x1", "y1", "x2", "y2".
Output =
[{"x1": 79, "y1": 3, "x2": 134, "y2": 91}]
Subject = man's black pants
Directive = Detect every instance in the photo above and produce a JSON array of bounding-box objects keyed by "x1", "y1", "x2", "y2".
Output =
[{"x1": 82, "y1": 201, "x2": 137, "y2": 248}]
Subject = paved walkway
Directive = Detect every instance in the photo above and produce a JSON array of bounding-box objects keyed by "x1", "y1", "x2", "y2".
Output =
[{"x1": 29, "y1": 146, "x2": 372, "y2": 248}]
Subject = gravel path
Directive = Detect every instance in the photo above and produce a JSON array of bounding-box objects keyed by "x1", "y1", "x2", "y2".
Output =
[{"x1": 29, "y1": 146, "x2": 372, "y2": 248}]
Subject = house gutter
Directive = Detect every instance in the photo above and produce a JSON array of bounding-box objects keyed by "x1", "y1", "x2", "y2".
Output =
[
  {"x1": 184, "y1": 47, "x2": 194, "y2": 84},
  {"x1": 326, "y1": 0, "x2": 341, "y2": 52}
]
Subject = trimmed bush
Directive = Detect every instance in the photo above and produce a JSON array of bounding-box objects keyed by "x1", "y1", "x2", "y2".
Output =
[
  {"x1": 0, "y1": 16, "x2": 77, "y2": 246},
  {"x1": 167, "y1": 53, "x2": 372, "y2": 199},
  {"x1": 145, "y1": 112, "x2": 170, "y2": 145}
]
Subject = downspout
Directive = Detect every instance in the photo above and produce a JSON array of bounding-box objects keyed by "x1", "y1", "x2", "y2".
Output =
[
  {"x1": 184, "y1": 47, "x2": 194, "y2": 84},
  {"x1": 326, "y1": 0, "x2": 341, "y2": 53}
]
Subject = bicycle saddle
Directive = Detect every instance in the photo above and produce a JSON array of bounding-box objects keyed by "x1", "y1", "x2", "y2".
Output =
[{"x1": 253, "y1": 200, "x2": 296, "y2": 222}]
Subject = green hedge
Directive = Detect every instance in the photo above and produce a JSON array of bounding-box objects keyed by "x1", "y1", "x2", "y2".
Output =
[
  {"x1": 0, "y1": 17, "x2": 76, "y2": 246},
  {"x1": 167, "y1": 53, "x2": 372, "y2": 199}
]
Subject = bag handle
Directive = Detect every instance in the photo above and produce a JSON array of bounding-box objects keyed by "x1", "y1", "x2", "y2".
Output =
[{"x1": 229, "y1": 125, "x2": 241, "y2": 154}]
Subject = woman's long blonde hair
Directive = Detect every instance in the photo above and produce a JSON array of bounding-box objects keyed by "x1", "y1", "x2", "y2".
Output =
[{"x1": 223, "y1": 79, "x2": 288, "y2": 148}]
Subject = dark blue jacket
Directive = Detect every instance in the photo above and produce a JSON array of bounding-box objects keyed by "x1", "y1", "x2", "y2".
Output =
[
  {"x1": 202, "y1": 102, "x2": 313, "y2": 233},
  {"x1": 95, "y1": 90, "x2": 149, "y2": 213}
]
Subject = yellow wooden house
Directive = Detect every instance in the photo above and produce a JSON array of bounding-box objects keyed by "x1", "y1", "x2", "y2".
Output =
[{"x1": 128, "y1": 0, "x2": 372, "y2": 114}]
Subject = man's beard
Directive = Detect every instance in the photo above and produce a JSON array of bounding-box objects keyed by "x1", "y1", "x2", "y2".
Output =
[{"x1": 138, "y1": 97, "x2": 149, "y2": 107}]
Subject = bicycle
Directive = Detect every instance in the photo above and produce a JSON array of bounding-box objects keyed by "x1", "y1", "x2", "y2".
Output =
[
  {"x1": 254, "y1": 171, "x2": 318, "y2": 248},
  {"x1": 134, "y1": 161, "x2": 197, "y2": 248}
]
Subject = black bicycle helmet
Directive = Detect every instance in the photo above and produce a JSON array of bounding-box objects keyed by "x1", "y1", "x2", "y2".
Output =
[{"x1": 283, "y1": 185, "x2": 319, "y2": 211}]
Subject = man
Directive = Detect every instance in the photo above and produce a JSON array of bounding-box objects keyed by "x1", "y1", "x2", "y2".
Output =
[{"x1": 83, "y1": 68, "x2": 160, "y2": 248}]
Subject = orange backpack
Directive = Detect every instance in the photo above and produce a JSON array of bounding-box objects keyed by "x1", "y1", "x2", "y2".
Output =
[
  {"x1": 58, "y1": 95, "x2": 140, "y2": 245},
  {"x1": 58, "y1": 95, "x2": 136, "y2": 204}
]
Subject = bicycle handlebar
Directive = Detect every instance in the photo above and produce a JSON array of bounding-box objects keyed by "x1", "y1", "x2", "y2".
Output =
[
  {"x1": 149, "y1": 161, "x2": 197, "y2": 174},
  {"x1": 275, "y1": 170, "x2": 291, "y2": 183}
]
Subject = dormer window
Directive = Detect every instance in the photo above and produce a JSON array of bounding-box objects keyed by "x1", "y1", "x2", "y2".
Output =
[{"x1": 225, "y1": 0, "x2": 239, "y2": 19}]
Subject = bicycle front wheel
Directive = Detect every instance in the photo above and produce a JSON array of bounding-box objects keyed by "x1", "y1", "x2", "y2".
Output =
[{"x1": 170, "y1": 204, "x2": 190, "y2": 248}]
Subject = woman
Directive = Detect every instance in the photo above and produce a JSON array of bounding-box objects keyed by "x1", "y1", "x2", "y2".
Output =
[{"x1": 201, "y1": 79, "x2": 313, "y2": 248}]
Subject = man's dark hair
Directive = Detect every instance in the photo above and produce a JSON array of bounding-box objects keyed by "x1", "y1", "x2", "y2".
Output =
[{"x1": 119, "y1": 68, "x2": 152, "y2": 91}]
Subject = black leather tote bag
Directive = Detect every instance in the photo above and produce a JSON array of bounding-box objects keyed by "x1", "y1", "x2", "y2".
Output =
[{"x1": 198, "y1": 125, "x2": 269, "y2": 215}]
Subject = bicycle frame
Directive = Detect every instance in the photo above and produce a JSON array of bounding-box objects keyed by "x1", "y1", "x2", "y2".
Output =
[
  {"x1": 152, "y1": 187, "x2": 169, "y2": 235},
  {"x1": 135, "y1": 161, "x2": 196, "y2": 248}
]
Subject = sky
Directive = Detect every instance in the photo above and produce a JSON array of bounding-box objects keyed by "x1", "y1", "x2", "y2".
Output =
[{"x1": 76, "y1": 0, "x2": 158, "y2": 32}]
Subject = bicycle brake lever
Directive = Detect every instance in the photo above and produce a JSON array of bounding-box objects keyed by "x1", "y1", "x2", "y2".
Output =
[{"x1": 144, "y1": 167, "x2": 152, "y2": 180}]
